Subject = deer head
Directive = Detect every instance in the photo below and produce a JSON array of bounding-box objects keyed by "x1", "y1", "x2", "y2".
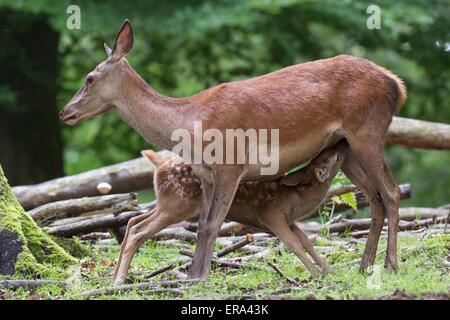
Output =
[{"x1": 59, "y1": 20, "x2": 134, "y2": 125}]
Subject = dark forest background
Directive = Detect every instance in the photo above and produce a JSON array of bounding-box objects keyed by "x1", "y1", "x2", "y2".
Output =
[{"x1": 0, "y1": 0, "x2": 448, "y2": 206}]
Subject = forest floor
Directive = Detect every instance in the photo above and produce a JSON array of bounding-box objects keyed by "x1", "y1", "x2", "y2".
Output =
[{"x1": 1, "y1": 231, "x2": 449, "y2": 300}]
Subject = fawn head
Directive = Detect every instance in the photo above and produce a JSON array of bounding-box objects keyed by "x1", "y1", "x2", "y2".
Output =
[
  {"x1": 59, "y1": 20, "x2": 134, "y2": 125},
  {"x1": 310, "y1": 140, "x2": 348, "y2": 183},
  {"x1": 281, "y1": 140, "x2": 348, "y2": 186}
]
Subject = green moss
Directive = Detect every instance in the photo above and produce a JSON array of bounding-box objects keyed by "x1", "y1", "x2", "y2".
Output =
[
  {"x1": 0, "y1": 165, "x2": 76, "y2": 277},
  {"x1": 53, "y1": 236, "x2": 92, "y2": 259}
]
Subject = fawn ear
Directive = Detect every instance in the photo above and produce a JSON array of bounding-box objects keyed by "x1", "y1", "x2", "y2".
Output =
[
  {"x1": 314, "y1": 167, "x2": 330, "y2": 183},
  {"x1": 109, "y1": 20, "x2": 134, "y2": 62},
  {"x1": 281, "y1": 169, "x2": 308, "y2": 186},
  {"x1": 141, "y1": 150, "x2": 165, "y2": 168}
]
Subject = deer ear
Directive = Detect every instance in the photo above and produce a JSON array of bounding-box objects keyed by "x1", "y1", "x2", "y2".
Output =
[
  {"x1": 104, "y1": 42, "x2": 112, "y2": 57},
  {"x1": 109, "y1": 20, "x2": 134, "y2": 62},
  {"x1": 314, "y1": 167, "x2": 329, "y2": 183}
]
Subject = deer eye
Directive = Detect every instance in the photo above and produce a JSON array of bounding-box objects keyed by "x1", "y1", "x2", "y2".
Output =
[{"x1": 86, "y1": 76, "x2": 94, "y2": 85}]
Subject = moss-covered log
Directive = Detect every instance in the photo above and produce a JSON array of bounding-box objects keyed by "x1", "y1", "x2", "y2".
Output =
[{"x1": 0, "y1": 164, "x2": 76, "y2": 276}]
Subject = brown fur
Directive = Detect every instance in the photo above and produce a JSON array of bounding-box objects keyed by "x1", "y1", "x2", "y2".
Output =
[{"x1": 113, "y1": 141, "x2": 349, "y2": 283}]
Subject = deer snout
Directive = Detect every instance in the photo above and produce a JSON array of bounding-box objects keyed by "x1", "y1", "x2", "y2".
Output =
[{"x1": 59, "y1": 106, "x2": 79, "y2": 126}]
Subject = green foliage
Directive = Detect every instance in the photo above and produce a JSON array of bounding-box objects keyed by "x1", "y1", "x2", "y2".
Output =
[
  {"x1": 330, "y1": 171, "x2": 358, "y2": 211},
  {"x1": 0, "y1": 0, "x2": 448, "y2": 206}
]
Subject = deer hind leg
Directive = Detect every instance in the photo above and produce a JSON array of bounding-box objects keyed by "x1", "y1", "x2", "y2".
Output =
[
  {"x1": 113, "y1": 208, "x2": 156, "y2": 280},
  {"x1": 345, "y1": 134, "x2": 400, "y2": 271},
  {"x1": 341, "y1": 151, "x2": 386, "y2": 271},
  {"x1": 262, "y1": 215, "x2": 321, "y2": 277},
  {"x1": 382, "y1": 162, "x2": 401, "y2": 269},
  {"x1": 113, "y1": 209, "x2": 174, "y2": 284},
  {"x1": 289, "y1": 223, "x2": 334, "y2": 274}
]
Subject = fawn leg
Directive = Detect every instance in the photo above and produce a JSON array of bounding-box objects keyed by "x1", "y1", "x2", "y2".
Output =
[
  {"x1": 382, "y1": 162, "x2": 401, "y2": 269},
  {"x1": 263, "y1": 215, "x2": 321, "y2": 277},
  {"x1": 289, "y1": 223, "x2": 333, "y2": 274},
  {"x1": 113, "y1": 208, "x2": 156, "y2": 280},
  {"x1": 113, "y1": 209, "x2": 175, "y2": 284}
]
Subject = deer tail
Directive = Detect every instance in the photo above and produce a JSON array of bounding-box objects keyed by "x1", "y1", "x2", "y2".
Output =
[{"x1": 378, "y1": 66, "x2": 407, "y2": 109}]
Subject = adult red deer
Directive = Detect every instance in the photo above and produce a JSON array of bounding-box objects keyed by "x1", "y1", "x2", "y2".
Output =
[{"x1": 60, "y1": 20, "x2": 406, "y2": 280}]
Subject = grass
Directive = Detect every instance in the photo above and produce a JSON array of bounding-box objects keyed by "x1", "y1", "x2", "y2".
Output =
[{"x1": 1, "y1": 232, "x2": 449, "y2": 300}]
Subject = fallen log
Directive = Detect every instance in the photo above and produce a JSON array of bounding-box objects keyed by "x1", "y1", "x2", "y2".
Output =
[
  {"x1": 398, "y1": 207, "x2": 449, "y2": 221},
  {"x1": 152, "y1": 227, "x2": 197, "y2": 242},
  {"x1": 301, "y1": 215, "x2": 450, "y2": 234},
  {"x1": 28, "y1": 193, "x2": 139, "y2": 226},
  {"x1": 0, "y1": 279, "x2": 66, "y2": 289},
  {"x1": 46, "y1": 181, "x2": 410, "y2": 239},
  {"x1": 398, "y1": 216, "x2": 450, "y2": 231},
  {"x1": 13, "y1": 116, "x2": 450, "y2": 210},
  {"x1": 46, "y1": 202, "x2": 156, "y2": 237},
  {"x1": 386, "y1": 117, "x2": 450, "y2": 150},
  {"x1": 13, "y1": 150, "x2": 171, "y2": 210},
  {"x1": 324, "y1": 183, "x2": 411, "y2": 213},
  {"x1": 49, "y1": 215, "x2": 95, "y2": 227},
  {"x1": 80, "y1": 232, "x2": 112, "y2": 241}
]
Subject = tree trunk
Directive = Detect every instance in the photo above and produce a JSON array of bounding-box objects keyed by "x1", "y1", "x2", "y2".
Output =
[
  {"x1": 0, "y1": 9, "x2": 64, "y2": 186},
  {"x1": 0, "y1": 164, "x2": 75, "y2": 276}
]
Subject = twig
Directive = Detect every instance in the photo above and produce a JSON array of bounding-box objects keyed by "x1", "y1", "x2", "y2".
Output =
[
  {"x1": 145, "y1": 264, "x2": 176, "y2": 279},
  {"x1": 77, "y1": 279, "x2": 201, "y2": 298},
  {"x1": 0, "y1": 279, "x2": 66, "y2": 289},
  {"x1": 179, "y1": 249, "x2": 265, "y2": 271},
  {"x1": 267, "y1": 262, "x2": 297, "y2": 285},
  {"x1": 217, "y1": 233, "x2": 254, "y2": 257},
  {"x1": 229, "y1": 244, "x2": 283, "y2": 262}
]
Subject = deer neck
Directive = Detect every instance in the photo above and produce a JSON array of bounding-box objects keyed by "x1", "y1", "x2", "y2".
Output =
[{"x1": 113, "y1": 62, "x2": 194, "y2": 150}]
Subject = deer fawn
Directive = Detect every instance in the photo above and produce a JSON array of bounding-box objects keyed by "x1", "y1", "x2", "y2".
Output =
[
  {"x1": 60, "y1": 20, "x2": 406, "y2": 279},
  {"x1": 112, "y1": 140, "x2": 349, "y2": 284}
]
